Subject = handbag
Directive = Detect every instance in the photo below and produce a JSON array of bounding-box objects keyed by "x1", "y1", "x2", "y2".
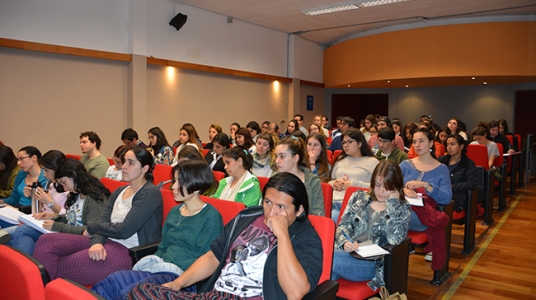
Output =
[{"x1": 368, "y1": 286, "x2": 407, "y2": 300}]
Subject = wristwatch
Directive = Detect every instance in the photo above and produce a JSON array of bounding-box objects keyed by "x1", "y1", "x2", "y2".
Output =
[{"x1": 47, "y1": 202, "x2": 55, "y2": 208}]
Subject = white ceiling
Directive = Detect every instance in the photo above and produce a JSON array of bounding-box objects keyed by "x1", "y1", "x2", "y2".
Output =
[{"x1": 175, "y1": 0, "x2": 536, "y2": 46}]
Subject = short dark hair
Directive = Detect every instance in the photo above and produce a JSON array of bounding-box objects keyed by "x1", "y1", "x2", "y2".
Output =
[
  {"x1": 40, "y1": 150, "x2": 67, "y2": 193},
  {"x1": 121, "y1": 128, "x2": 139, "y2": 141},
  {"x1": 378, "y1": 116, "x2": 392, "y2": 128},
  {"x1": 341, "y1": 116, "x2": 355, "y2": 127},
  {"x1": 173, "y1": 160, "x2": 216, "y2": 196},
  {"x1": 262, "y1": 121, "x2": 270, "y2": 127},
  {"x1": 262, "y1": 172, "x2": 309, "y2": 222},
  {"x1": 235, "y1": 127, "x2": 255, "y2": 150},
  {"x1": 294, "y1": 114, "x2": 304, "y2": 121},
  {"x1": 223, "y1": 147, "x2": 253, "y2": 171},
  {"x1": 378, "y1": 127, "x2": 395, "y2": 141},
  {"x1": 446, "y1": 134, "x2": 468, "y2": 154},
  {"x1": 80, "y1": 131, "x2": 102, "y2": 150},
  {"x1": 113, "y1": 145, "x2": 130, "y2": 159}
]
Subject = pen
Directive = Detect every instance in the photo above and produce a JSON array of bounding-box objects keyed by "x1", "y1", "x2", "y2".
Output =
[{"x1": 341, "y1": 230, "x2": 354, "y2": 244}]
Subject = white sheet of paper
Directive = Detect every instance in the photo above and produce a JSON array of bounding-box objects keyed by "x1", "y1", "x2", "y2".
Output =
[
  {"x1": 405, "y1": 193, "x2": 424, "y2": 206},
  {"x1": 355, "y1": 244, "x2": 390, "y2": 257},
  {"x1": 0, "y1": 206, "x2": 25, "y2": 225},
  {"x1": 19, "y1": 214, "x2": 52, "y2": 234}
]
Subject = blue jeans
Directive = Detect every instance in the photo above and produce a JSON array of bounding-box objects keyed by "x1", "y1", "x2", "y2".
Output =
[
  {"x1": 0, "y1": 219, "x2": 18, "y2": 234},
  {"x1": 331, "y1": 249, "x2": 376, "y2": 281},
  {"x1": 331, "y1": 201, "x2": 343, "y2": 224},
  {"x1": 11, "y1": 224, "x2": 43, "y2": 255},
  {"x1": 409, "y1": 210, "x2": 428, "y2": 231}
]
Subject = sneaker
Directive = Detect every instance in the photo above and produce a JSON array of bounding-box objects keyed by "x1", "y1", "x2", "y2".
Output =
[
  {"x1": 424, "y1": 252, "x2": 433, "y2": 262},
  {"x1": 409, "y1": 246, "x2": 416, "y2": 255},
  {"x1": 0, "y1": 229, "x2": 11, "y2": 245}
]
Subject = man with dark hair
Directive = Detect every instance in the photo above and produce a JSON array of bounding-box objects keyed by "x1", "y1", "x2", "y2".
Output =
[
  {"x1": 121, "y1": 128, "x2": 147, "y2": 148},
  {"x1": 321, "y1": 115, "x2": 330, "y2": 131},
  {"x1": 329, "y1": 116, "x2": 355, "y2": 151},
  {"x1": 79, "y1": 131, "x2": 109, "y2": 179},
  {"x1": 375, "y1": 128, "x2": 408, "y2": 164},
  {"x1": 368, "y1": 116, "x2": 405, "y2": 152},
  {"x1": 294, "y1": 114, "x2": 308, "y2": 135},
  {"x1": 129, "y1": 172, "x2": 322, "y2": 300},
  {"x1": 269, "y1": 122, "x2": 285, "y2": 140},
  {"x1": 331, "y1": 116, "x2": 344, "y2": 138}
]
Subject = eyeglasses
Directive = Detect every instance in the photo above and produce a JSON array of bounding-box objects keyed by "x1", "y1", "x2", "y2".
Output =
[
  {"x1": 379, "y1": 139, "x2": 391, "y2": 144},
  {"x1": 18, "y1": 156, "x2": 30, "y2": 162},
  {"x1": 341, "y1": 139, "x2": 356, "y2": 146}
]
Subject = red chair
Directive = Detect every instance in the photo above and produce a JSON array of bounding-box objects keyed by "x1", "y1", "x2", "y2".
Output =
[
  {"x1": 326, "y1": 150, "x2": 333, "y2": 165},
  {"x1": 154, "y1": 164, "x2": 173, "y2": 190},
  {"x1": 200, "y1": 195, "x2": 246, "y2": 225},
  {"x1": 466, "y1": 144, "x2": 495, "y2": 226},
  {"x1": 100, "y1": 177, "x2": 128, "y2": 193},
  {"x1": 212, "y1": 171, "x2": 226, "y2": 182},
  {"x1": 45, "y1": 278, "x2": 104, "y2": 300},
  {"x1": 65, "y1": 153, "x2": 82, "y2": 160},
  {"x1": 333, "y1": 150, "x2": 343, "y2": 162},
  {"x1": 202, "y1": 149, "x2": 209, "y2": 157},
  {"x1": 161, "y1": 189, "x2": 177, "y2": 224},
  {"x1": 320, "y1": 183, "x2": 333, "y2": 218},
  {"x1": 257, "y1": 176, "x2": 270, "y2": 192},
  {"x1": 0, "y1": 245, "x2": 50, "y2": 300},
  {"x1": 308, "y1": 215, "x2": 338, "y2": 292},
  {"x1": 107, "y1": 158, "x2": 114, "y2": 166}
]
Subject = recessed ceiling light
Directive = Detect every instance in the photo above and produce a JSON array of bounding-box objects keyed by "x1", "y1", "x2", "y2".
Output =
[
  {"x1": 303, "y1": 0, "x2": 410, "y2": 16},
  {"x1": 348, "y1": 85, "x2": 351, "y2": 87},
  {"x1": 483, "y1": 82, "x2": 487, "y2": 85},
  {"x1": 471, "y1": 77, "x2": 475, "y2": 80},
  {"x1": 405, "y1": 85, "x2": 409, "y2": 88},
  {"x1": 387, "y1": 80, "x2": 390, "y2": 83}
]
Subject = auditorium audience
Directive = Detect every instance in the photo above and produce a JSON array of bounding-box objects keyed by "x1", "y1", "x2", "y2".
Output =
[
  {"x1": 204, "y1": 133, "x2": 229, "y2": 176},
  {"x1": 229, "y1": 122, "x2": 240, "y2": 147},
  {"x1": 305, "y1": 132, "x2": 331, "y2": 183},
  {"x1": 446, "y1": 117, "x2": 468, "y2": 140},
  {"x1": 104, "y1": 145, "x2": 129, "y2": 181},
  {"x1": 172, "y1": 125, "x2": 203, "y2": 166},
  {"x1": 246, "y1": 121, "x2": 261, "y2": 142},
  {"x1": 285, "y1": 119, "x2": 299, "y2": 136},
  {"x1": 488, "y1": 120, "x2": 514, "y2": 154},
  {"x1": 251, "y1": 132, "x2": 277, "y2": 178},
  {"x1": 235, "y1": 127, "x2": 256, "y2": 153},
  {"x1": 203, "y1": 124, "x2": 222, "y2": 150},
  {"x1": 79, "y1": 131, "x2": 110, "y2": 179},
  {"x1": 470, "y1": 121, "x2": 499, "y2": 169},
  {"x1": 121, "y1": 128, "x2": 147, "y2": 149}
]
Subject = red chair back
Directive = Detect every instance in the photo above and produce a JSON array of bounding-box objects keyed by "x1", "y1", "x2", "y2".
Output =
[
  {"x1": 203, "y1": 149, "x2": 210, "y2": 157},
  {"x1": 153, "y1": 164, "x2": 173, "y2": 190},
  {"x1": 65, "y1": 154, "x2": 82, "y2": 160},
  {"x1": 100, "y1": 177, "x2": 128, "y2": 193},
  {"x1": 466, "y1": 144, "x2": 489, "y2": 170},
  {"x1": 107, "y1": 158, "x2": 114, "y2": 166},
  {"x1": 337, "y1": 186, "x2": 369, "y2": 224},
  {"x1": 257, "y1": 176, "x2": 270, "y2": 192},
  {"x1": 200, "y1": 195, "x2": 246, "y2": 225},
  {"x1": 161, "y1": 189, "x2": 178, "y2": 223},
  {"x1": 321, "y1": 183, "x2": 333, "y2": 218},
  {"x1": 333, "y1": 150, "x2": 343, "y2": 162},
  {"x1": 308, "y1": 215, "x2": 335, "y2": 284},
  {"x1": 45, "y1": 278, "x2": 104, "y2": 300},
  {"x1": 0, "y1": 245, "x2": 49, "y2": 300},
  {"x1": 212, "y1": 171, "x2": 226, "y2": 182},
  {"x1": 326, "y1": 150, "x2": 333, "y2": 165}
]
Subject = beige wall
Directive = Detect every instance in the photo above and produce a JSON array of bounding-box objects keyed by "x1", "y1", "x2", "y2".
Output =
[
  {"x1": 0, "y1": 48, "x2": 128, "y2": 158},
  {"x1": 1, "y1": 47, "x2": 328, "y2": 158}
]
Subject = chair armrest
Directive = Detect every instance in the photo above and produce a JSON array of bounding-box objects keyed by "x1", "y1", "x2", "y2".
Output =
[
  {"x1": 302, "y1": 280, "x2": 339, "y2": 300},
  {"x1": 383, "y1": 237, "x2": 410, "y2": 294},
  {"x1": 129, "y1": 240, "x2": 160, "y2": 265}
]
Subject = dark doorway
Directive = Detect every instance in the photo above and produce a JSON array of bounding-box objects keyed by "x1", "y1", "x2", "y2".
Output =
[
  {"x1": 331, "y1": 94, "x2": 389, "y2": 128},
  {"x1": 514, "y1": 90, "x2": 536, "y2": 138}
]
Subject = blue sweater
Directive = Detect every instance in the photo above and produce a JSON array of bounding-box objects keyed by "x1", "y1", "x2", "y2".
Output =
[
  {"x1": 399, "y1": 160, "x2": 452, "y2": 205},
  {"x1": 3, "y1": 169, "x2": 47, "y2": 207}
]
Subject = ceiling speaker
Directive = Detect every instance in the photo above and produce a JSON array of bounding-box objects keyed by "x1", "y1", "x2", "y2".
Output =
[{"x1": 169, "y1": 13, "x2": 188, "y2": 31}]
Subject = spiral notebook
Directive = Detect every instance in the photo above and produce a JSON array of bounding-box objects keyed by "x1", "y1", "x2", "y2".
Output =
[{"x1": 19, "y1": 214, "x2": 52, "y2": 234}]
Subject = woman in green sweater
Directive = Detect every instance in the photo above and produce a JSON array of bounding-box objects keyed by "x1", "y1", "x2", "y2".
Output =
[{"x1": 91, "y1": 160, "x2": 223, "y2": 299}]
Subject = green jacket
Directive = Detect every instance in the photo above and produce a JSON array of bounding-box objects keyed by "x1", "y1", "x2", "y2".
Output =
[
  {"x1": 213, "y1": 171, "x2": 262, "y2": 207},
  {"x1": 375, "y1": 147, "x2": 408, "y2": 165}
]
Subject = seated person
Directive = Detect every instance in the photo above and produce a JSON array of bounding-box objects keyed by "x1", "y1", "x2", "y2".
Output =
[
  {"x1": 147, "y1": 127, "x2": 174, "y2": 166},
  {"x1": 332, "y1": 161, "x2": 410, "y2": 291},
  {"x1": 367, "y1": 117, "x2": 405, "y2": 153},
  {"x1": 246, "y1": 121, "x2": 261, "y2": 142},
  {"x1": 172, "y1": 124, "x2": 203, "y2": 166},
  {"x1": 329, "y1": 116, "x2": 354, "y2": 151},
  {"x1": 121, "y1": 128, "x2": 148, "y2": 149},
  {"x1": 33, "y1": 147, "x2": 163, "y2": 285},
  {"x1": 235, "y1": 127, "x2": 256, "y2": 153},
  {"x1": 0, "y1": 145, "x2": 21, "y2": 199},
  {"x1": 329, "y1": 128, "x2": 379, "y2": 223},
  {"x1": 487, "y1": 120, "x2": 515, "y2": 155},
  {"x1": 105, "y1": 145, "x2": 129, "y2": 181},
  {"x1": 204, "y1": 124, "x2": 223, "y2": 150},
  {"x1": 438, "y1": 134, "x2": 478, "y2": 214},
  {"x1": 305, "y1": 132, "x2": 331, "y2": 183},
  {"x1": 213, "y1": 148, "x2": 261, "y2": 207},
  {"x1": 251, "y1": 132, "x2": 277, "y2": 178},
  {"x1": 79, "y1": 131, "x2": 110, "y2": 179},
  {"x1": 374, "y1": 127, "x2": 408, "y2": 165},
  {"x1": 91, "y1": 160, "x2": 223, "y2": 300},
  {"x1": 11, "y1": 158, "x2": 106, "y2": 255},
  {"x1": 205, "y1": 133, "x2": 230, "y2": 176},
  {"x1": 470, "y1": 122, "x2": 499, "y2": 169},
  {"x1": 268, "y1": 122, "x2": 286, "y2": 140},
  {"x1": 128, "y1": 172, "x2": 322, "y2": 300},
  {"x1": 0, "y1": 146, "x2": 47, "y2": 210},
  {"x1": 228, "y1": 122, "x2": 240, "y2": 147}
]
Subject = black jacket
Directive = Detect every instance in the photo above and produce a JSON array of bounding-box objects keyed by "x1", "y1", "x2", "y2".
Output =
[
  {"x1": 204, "y1": 151, "x2": 227, "y2": 177},
  {"x1": 438, "y1": 154, "x2": 478, "y2": 212}
]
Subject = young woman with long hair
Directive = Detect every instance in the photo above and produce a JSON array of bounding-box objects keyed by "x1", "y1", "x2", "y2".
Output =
[
  {"x1": 234, "y1": 127, "x2": 256, "y2": 153},
  {"x1": 205, "y1": 133, "x2": 230, "y2": 176},
  {"x1": 470, "y1": 121, "x2": 499, "y2": 169},
  {"x1": 172, "y1": 124, "x2": 203, "y2": 166},
  {"x1": 275, "y1": 137, "x2": 325, "y2": 216},
  {"x1": 147, "y1": 127, "x2": 174, "y2": 166},
  {"x1": 305, "y1": 132, "x2": 330, "y2": 183}
]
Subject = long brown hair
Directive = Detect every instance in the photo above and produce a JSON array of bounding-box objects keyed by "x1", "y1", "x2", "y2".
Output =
[
  {"x1": 368, "y1": 160, "x2": 405, "y2": 203},
  {"x1": 305, "y1": 133, "x2": 330, "y2": 182}
]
